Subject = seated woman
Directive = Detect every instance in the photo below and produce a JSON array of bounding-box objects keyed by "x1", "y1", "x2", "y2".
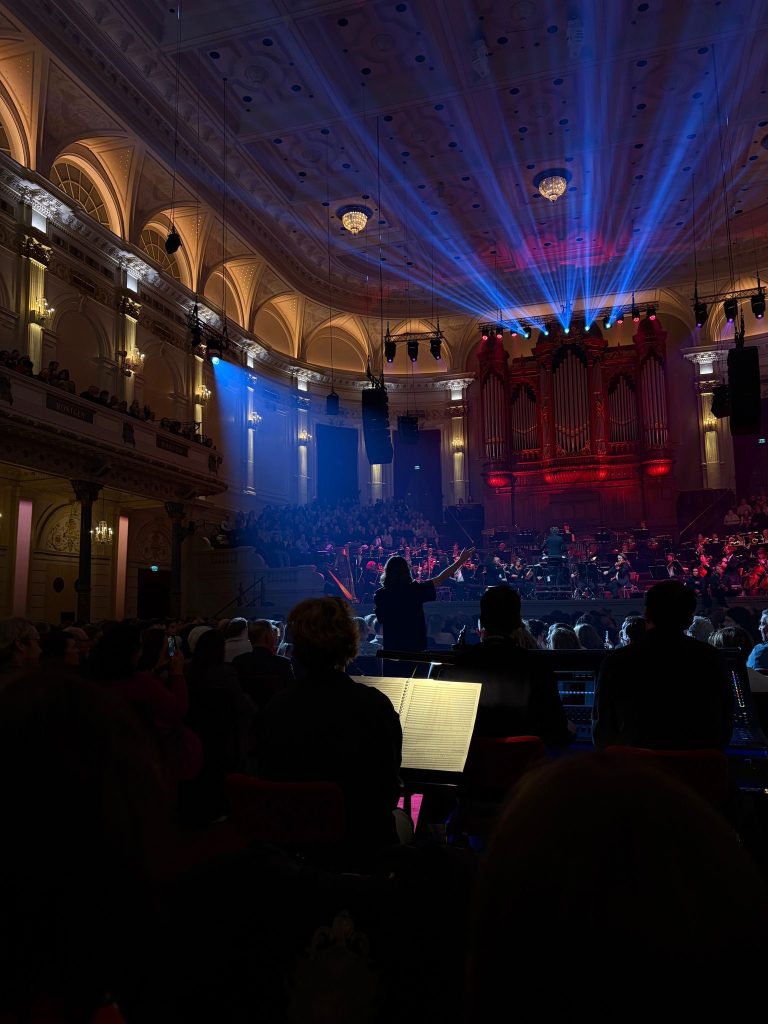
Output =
[{"x1": 257, "y1": 597, "x2": 403, "y2": 853}]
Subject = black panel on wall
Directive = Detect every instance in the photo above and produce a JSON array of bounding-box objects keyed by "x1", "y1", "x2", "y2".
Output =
[
  {"x1": 361, "y1": 387, "x2": 394, "y2": 464},
  {"x1": 394, "y1": 428, "x2": 442, "y2": 524},
  {"x1": 728, "y1": 346, "x2": 761, "y2": 436},
  {"x1": 317, "y1": 424, "x2": 359, "y2": 503}
]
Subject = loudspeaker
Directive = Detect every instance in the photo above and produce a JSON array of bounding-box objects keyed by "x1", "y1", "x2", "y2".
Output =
[
  {"x1": 728, "y1": 347, "x2": 761, "y2": 435},
  {"x1": 397, "y1": 414, "x2": 419, "y2": 444},
  {"x1": 361, "y1": 387, "x2": 394, "y2": 464}
]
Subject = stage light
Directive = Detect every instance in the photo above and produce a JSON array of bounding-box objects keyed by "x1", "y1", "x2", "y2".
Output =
[
  {"x1": 632, "y1": 306, "x2": 640, "y2": 323},
  {"x1": 564, "y1": 325, "x2": 570, "y2": 334},
  {"x1": 406, "y1": 338, "x2": 419, "y2": 362},
  {"x1": 521, "y1": 326, "x2": 531, "y2": 339},
  {"x1": 540, "y1": 326, "x2": 549, "y2": 337},
  {"x1": 481, "y1": 327, "x2": 490, "y2": 342},
  {"x1": 510, "y1": 329, "x2": 518, "y2": 337},
  {"x1": 752, "y1": 289, "x2": 766, "y2": 320},
  {"x1": 430, "y1": 335, "x2": 442, "y2": 360},
  {"x1": 723, "y1": 297, "x2": 738, "y2": 323},
  {"x1": 694, "y1": 300, "x2": 708, "y2": 327},
  {"x1": 206, "y1": 339, "x2": 223, "y2": 364},
  {"x1": 603, "y1": 317, "x2": 612, "y2": 330},
  {"x1": 209, "y1": 352, "x2": 220, "y2": 366},
  {"x1": 646, "y1": 306, "x2": 656, "y2": 321},
  {"x1": 384, "y1": 337, "x2": 396, "y2": 363},
  {"x1": 495, "y1": 326, "x2": 504, "y2": 340},
  {"x1": 584, "y1": 321, "x2": 592, "y2": 331},
  {"x1": 165, "y1": 226, "x2": 182, "y2": 254},
  {"x1": 616, "y1": 312, "x2": 624, "y2": 325}
]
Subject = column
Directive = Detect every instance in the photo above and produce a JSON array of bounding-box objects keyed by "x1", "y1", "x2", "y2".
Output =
[
  {"x1": 684, "y1": 350, "x2": 734, "y2": 491},
  {"x1": 19, "y1": 233, "x2": 52, "y2": 374},
  {"x1": 71, "y1": 480, "x2": 102, "y2": 623},
  {"x1": 164, "y1": 502, "x2": 185, "y2": 619},
  {"x1": 12, "y1": 497, "x2": 33, "y2": 617}
]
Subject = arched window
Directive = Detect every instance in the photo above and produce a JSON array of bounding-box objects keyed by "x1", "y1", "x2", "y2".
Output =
[
  {"x1": 50, "y1": 162, "x2": 110, "y2": 228},
  {"x1": 138, "y1": 227, "x2": 181, "y2": 281}
]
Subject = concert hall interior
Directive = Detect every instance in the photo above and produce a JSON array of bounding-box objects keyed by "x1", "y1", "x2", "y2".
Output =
[{"x1": 2, "y1": 0, "x2": 768, "y2": 1019}]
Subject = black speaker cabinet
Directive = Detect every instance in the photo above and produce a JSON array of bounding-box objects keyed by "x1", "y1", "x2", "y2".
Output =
[
  {"x1": 361, "y1": 387, "x2": 394, "y2": 464},
  {"x1": 397, "y1": 414, "x2": 419, "y2": 444},
  {"x1": 728, "y1": 347, "x2": 761, "y2": 436}
]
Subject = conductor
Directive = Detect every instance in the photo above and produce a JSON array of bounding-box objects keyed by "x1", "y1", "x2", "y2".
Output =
[{"x1": 543, "y1": 526, "x2": 567, "y2": 560}]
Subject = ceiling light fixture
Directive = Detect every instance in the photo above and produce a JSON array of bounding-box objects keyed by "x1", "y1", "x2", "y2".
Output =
[
  {"x1": 430, "y1": 335, "x2": 442, "y2": 360},
  {"x1": 646, "y1": 306, "x2": 656, "y2": 321},
  {"x1": 533, "y1": 167, "x2": 572, "y2": 203},
  {"x1": 385, "y1": 336, "x2": 396, "y2": 363},
  {"x1": 495, "y1": 326, "x2": 504, "y2": 340},
  {"x1": 406, "y1": 338, "x2": 419, "y2": 362},
  {"x1": 337, "y1": 204, "x2": 373, "y2": 235},
  {"x1": 693, "y1": 290, "x2": 708, "y2": 328},
  {"x1": 752, "y1": 287, "x2": 765, "y2": 320}
]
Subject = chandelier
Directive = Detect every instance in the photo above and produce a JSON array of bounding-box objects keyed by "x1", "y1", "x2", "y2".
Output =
[
  {"x1": 337, "y1": 204, "x2": 372, "y2": 235},
  {"x1": 533, "y1": 168, "x2": 572, "y2": 204},
  {"x1": 124, "y1": 348, "x2": 145, "y2": 373},
  {"x1": 90, "y1": 520, "x2": 113, "y2": 545}
]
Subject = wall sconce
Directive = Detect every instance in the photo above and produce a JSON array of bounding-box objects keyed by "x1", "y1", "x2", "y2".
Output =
[
  {"x1": 298, "y1": 429, "x2": 313, "y2": 445},
  {"x1": 196, "y1": 384, "x2": 212, "y2": 406},
  {"x1": 451, "y1": 439, "x2": 465, "y2": 453},
  {"x1": 248, "y1": 412, "x2": 263, "y2": 429},
  {"x1": 124, "y1": 349, "x2": 145, "y2": 374},
  {"x1": 32, "y1": 296, "x2": 54, "y2": 326}
]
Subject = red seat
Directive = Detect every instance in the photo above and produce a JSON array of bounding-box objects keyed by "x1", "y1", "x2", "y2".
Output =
[
  {"x1": 225, "y1": 774, "x2": 346, "y2": 846},
  {"x1": 447, "y1": 735, "x2": 546, "y2": 841},
  {"x1": 606, "y1": 746, "x2": 729, "y2": 807}
]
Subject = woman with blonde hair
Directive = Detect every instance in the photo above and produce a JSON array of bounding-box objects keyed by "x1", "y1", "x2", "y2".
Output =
[{"x1": 258, "y1": 597, "x2": 403, "y2": 853}]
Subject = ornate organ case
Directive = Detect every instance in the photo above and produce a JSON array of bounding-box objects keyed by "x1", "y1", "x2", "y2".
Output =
[{"x1": 473, "y1": 319, "x2": 676, "y2": 532}]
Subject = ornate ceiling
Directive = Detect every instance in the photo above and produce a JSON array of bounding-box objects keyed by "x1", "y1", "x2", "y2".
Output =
[{"x1": 7, "y1": 0, "x2": 768, "y2": 323}]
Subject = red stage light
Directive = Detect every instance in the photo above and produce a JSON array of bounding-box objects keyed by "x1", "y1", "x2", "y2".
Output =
[{"x1": 645, "y1": 461, "x2": 672, "y2": 477}]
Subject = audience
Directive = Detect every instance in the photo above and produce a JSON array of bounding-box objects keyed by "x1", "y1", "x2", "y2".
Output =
[
  {"x1": 232, "y1": 618, "x2": 294, "y2": 709},
  {"x1": 747, "y1": 608, "x2": 768, "y2": 671},
  {"x1": 223, "y1": 616, "x2": 252, "y2": 662}
]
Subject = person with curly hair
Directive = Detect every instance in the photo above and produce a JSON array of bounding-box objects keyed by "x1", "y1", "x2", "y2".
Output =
[{"x1": 257, "y1": 597, "x2": 403, "y2": 853}]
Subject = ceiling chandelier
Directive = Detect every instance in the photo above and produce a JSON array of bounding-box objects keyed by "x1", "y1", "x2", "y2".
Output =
[
  {"x1": 91, "y1": 520, "x2": 113, "y2": 546},
  {"x1": 533, "y1": 168, "x2": 572, "y2": 204},
  {"x1": 337, "y1": 204, "x2": 372, "y2": 235}
]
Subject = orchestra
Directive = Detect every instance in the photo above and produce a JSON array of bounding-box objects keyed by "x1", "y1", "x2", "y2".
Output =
[{"x1": 348, "y1": 523, "x2": 768, "y2": 602}]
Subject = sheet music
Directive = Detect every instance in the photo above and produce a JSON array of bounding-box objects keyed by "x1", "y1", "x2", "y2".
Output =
[
  {"x1": 356, "y1": 676, "x2": 409, "y2": 714},
  {"x1": 354, "y1": 676, "x2": 481, "y2": 773}
]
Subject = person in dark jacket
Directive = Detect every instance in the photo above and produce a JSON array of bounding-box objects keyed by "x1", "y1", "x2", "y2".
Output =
[
  {"x1": 593, "y1": 581, "x2": 734, "y2": 750},
  {"x1": 374, "y1": 547, "x2": 474, "y2": 653},
  {"x1": 232, "y1": 618, "x2": 293, "y2": 708},
  {"x1": 444, "y1": 585, "x2": 574, "y2": 749},
  {"x1": 258, "y1": 597, "x2": 403, "y2": 852}
]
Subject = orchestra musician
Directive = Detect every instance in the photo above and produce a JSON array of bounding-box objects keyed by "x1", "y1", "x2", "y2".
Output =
[
  {"x1": 665, "y1": 553, "x2": 684, "y2": 579},
  {"x1": 604, "y1": 554, "x2": 632, "y2": 598},
  {"x1": 543, "y1": 525, "x2": 568, "y2": 561}
]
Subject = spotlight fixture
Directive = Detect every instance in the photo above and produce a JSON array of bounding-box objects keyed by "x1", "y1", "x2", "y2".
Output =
[
  {"x1": 429, "y1": 335, "x2": 442, "y2": 360},
  {"x1": 540, "y1": 326, "x2": 549, "y2": 337},
  {"x1": 326, "y1": 389, "x2": 340, "y2": 416},
  {"x1": 632, "y1": 306, "x2": 641, "y2": 323},
  {"x1": 752, "y1": 289, "x2": 766, "y2": 320},
  {"x1": 646, "y1": 306, "x2": 656, "y2": 321},
  {"x1": 205, "y1": 335, "x2": 223, "y2": 364},
  {"x1": 615, "y1": 312, "x2": 624, "y2": 325},
  {"x1": 694, "y1": 299, "x2": 708, "y2": 328},
  {"x1": 384, "y1": 337, "x2": 396, "y2": 363},
  {"x1": 564, "y1": 325, "x2": 570, "y2": 334},
  {"x1": 495, "y1": 326, "x2": 504, "y2": 341},
  {"x1": 723, "y1": 297, "x2": 738, "y2": 323},
  {"x1": 521, "y1": 326, "x2": 531, "y2": 340},
  {"x1": 481, "y1": 326, "x2": 490, "y2": 342},
  {"x1": 584, "y1": 321, "x2": 592, "y2": 331},
  {"x1": 406, "y1": 338, "x2": 419, "y2": 362},
  {"x1": 532, "y1": 168, "x2": 572, "y2": 203},
  {"x1": 337, "y1": 204, "x2": 373, "y2": 235},
  {"x1": 603, "y1": 316, "x2": 612, "y2": 330},
  {"x1": 165, "y1": 226, "x2": 182, "y2": 255}
]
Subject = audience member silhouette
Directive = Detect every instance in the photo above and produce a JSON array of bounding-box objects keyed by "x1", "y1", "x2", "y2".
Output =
[
  {"x1": 258, "y1": 597, "x2": 402, "y2": 854},
  {"x1": 593, "y1": 580, "x2": 733, "y2": 749},
  {"x1": 468, "y1": 751, "x2": 768, "y2": 1019}
]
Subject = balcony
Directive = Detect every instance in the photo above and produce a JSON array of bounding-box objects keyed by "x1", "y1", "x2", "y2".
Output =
[{"x1": 0, "y1": 370, "x2": 226, "y2": 502}]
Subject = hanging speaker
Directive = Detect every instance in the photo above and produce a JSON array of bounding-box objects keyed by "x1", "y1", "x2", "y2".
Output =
[
  {"x1": 361, "y1": 387, "x2": 394, "y2": 464},
  {"x1": 728, "y1": 347, "x2": 761, "y2": 435},
  {"x1": 397, "y1": 414, "x2": 419, "y2": 444}
]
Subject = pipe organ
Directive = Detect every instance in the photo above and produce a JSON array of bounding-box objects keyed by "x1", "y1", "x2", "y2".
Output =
[{"x1": 474, "y1": 318, "x2": 675, "y2": 531}]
